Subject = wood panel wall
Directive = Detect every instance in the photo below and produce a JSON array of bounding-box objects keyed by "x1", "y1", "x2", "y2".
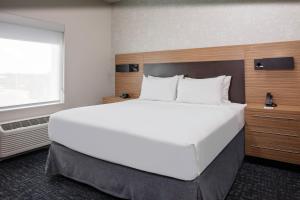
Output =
[{"x1": 115, "y1": 40, "x2": 300, "y2": 106}]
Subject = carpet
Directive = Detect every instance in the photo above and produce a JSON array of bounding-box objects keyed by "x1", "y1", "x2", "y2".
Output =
[{"x1": 0, "y1": 149, "x2": 299, "y2": 200}]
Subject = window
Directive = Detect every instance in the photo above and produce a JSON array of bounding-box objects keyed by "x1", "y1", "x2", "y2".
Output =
[{"x1": 0, "y1": 14, "x2": 64, "y2": 110}]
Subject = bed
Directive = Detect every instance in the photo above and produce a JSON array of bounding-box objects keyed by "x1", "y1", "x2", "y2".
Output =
[{"x1": 46, "y1": 60, "x2": 245, "y2": 200}]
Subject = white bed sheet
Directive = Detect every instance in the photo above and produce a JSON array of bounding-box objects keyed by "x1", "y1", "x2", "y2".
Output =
[{"x1": 48, "y1": 100, "x2": 245, "y2": 181}]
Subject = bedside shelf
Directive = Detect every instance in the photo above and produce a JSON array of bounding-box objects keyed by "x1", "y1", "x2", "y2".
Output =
[
  {"x1": 102, "y1": 96, "x2": 135, "y2": 104},
  {"x1": 246, "y1": 104, "x2": 300, "y2": 114}
]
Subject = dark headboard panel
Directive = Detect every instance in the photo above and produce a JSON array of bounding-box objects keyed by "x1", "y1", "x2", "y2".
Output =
[{"x1": 144, "y1": 60, "x2": 245, "y2": 104}]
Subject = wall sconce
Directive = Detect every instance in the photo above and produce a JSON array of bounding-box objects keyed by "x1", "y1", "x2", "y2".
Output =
[
  {"x1": 254, "y1": 57, "x2": 294, "y2": 70},
  {"x1": 116, "y1": 64, "x2": 139, "y2": 72}
]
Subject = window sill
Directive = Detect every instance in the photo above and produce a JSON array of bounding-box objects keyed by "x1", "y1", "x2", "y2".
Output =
[{"x1": 0, "y1": 100, "x2": 64, "y2": 112}]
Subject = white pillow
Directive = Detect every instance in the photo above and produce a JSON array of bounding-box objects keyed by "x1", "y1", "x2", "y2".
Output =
[
  {"x1": 223, "y1": 76, "x2": 231, "y2": 103},
  {"x1": 139, "y1": 75, "x2": 180, "y2": 101},
  {"x1": 176, "y1": 76, "x2": 225, "y2": 104},
  {"x1": 185, "y1": 76, "x2": 232, "y2": 103}
]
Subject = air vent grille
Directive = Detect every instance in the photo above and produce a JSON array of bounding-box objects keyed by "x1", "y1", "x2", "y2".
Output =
[
  {"x1": 0, "y1": 126, "x2": 50, "y2": 158},
  {"x1": 1, "y1": 116, "x2": 50, "y2": 131},
  {"x1": 0, "y1": 115, "x2": 50, "y2": 158}
]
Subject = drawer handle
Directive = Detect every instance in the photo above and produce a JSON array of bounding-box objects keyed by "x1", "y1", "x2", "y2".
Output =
[
  {"x1": 250, "y1": 145, "x2": 300, "y2": 154},
  {"x1": 251, "y1": 129, "x2": 298, "y2": 137},
  {"x1": 252, "y1": 114, "x2": 296, "y2": 121}
]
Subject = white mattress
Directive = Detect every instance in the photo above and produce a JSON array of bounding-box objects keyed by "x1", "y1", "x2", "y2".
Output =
[{"x1": 48, "y1": 100, "x2": 245, "y2": 181}]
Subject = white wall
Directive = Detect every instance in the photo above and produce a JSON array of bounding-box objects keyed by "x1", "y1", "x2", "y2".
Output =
[
  {"x1": 0, "y1": 0, "x2": 113, "y2": 122},
  {"x1": 112, "y1": 0, "x2": 300, "y2": 54}
]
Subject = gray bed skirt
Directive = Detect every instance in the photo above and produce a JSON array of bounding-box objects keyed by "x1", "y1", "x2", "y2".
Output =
[{"x1": 46, "y1": 128, "x2": 244, "y2": 200}]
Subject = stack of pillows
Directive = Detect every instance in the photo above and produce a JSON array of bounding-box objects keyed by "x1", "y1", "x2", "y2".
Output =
[{"x1": 139, "y1": 75, "x2": 231, "y2": 105}]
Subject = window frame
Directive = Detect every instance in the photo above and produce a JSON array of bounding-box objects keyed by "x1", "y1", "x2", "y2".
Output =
[{"x1": 0, "y1": 12, "x2": 65, "y2": 112}]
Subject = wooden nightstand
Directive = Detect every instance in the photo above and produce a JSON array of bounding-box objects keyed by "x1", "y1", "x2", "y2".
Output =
[
  {"x1": 102, "y1": 96, "x2": 135, "y2": 104},
  {"x1": 245, "y1": 104, "x2": 300, "y2": 165}
]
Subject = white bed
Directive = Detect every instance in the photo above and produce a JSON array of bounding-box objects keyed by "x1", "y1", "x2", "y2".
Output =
[{"x1": 48, "y1": 100, "x2": 245, "y2": 181}]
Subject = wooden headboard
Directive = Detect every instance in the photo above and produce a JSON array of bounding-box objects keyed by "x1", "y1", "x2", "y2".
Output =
[
  {"x1": 144, "y1": 61, "x2": 245, "y2": 104},
  {"x1": 115, "y1": 40, "x2": 300, "y2": 106}
]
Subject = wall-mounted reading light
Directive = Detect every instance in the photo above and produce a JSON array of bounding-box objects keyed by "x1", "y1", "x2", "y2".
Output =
[
  {"x1": 254, "y1": 57, "x2": 294, "y2": 70},
  {"x1": 255, "y1": 62, "x2": 264, "y2": 69},
  {"x1": 116, "y1": 64, "x2": 139, "y2": 72}
]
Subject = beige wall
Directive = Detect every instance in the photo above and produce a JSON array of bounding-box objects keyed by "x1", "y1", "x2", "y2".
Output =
[
  {"x1": 0, "y1": 0, "x2": 113, "y2": 122},
  {"x1": 112, "y1": 0, "x2": 300, "y2": 54}
]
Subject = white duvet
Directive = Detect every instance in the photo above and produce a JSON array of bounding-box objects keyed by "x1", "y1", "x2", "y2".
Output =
[{"x1": 48, "y1": 100, "x2": 245, "y2": 181}]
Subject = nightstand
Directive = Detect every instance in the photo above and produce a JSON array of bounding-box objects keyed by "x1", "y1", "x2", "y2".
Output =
[
  {"x1": 102, "y1": 96, "x2": 135, "y2": 104},
  {"x1": 245, "y1": 104, "x2": 300, "y2": 165}
]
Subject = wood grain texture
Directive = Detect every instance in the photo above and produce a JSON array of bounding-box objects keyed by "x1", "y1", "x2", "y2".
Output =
[
  {"x1": 245, "y1": 105, "x2": 300, "y2": 164},
  {"x1": 246, "y1": 126, "x2": 299, "y2": 138},
  {"x1": 246, "y1": 104, "x2": 300, "y2": 114},
  {"x1": 102, "y1": 96, "x2": 135, "y2": 104},
  {"x1": 245, "y1": 41, "x2": 300, "y2": 106},
  {"x1": 246, "y1": 111, "x2": 300, "y2": 131},
  {"x1": 246, "y1": 133, "x2": 300, "y2": 153},
  {"x1": 115, "y1": 40, "x2": 300, "y2": 106},
  {"x1": 246, "y1": 143, "x2": 300, "y2": 165},
  {"x1": 143, "y1": 45, "x2": 245, "y2": 63},
  {"x1": 115, "y1": 53, "x2": 144, "y2": 98}
]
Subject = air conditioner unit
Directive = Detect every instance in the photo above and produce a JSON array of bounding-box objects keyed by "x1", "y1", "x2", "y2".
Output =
[{"x1": 0, "y1": 116, "x2": 51, "y2": 159}]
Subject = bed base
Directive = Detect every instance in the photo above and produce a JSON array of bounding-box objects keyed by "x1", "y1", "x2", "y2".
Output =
[{"x1": 46, "y1": 129, "x2": 244, "y2": 200}]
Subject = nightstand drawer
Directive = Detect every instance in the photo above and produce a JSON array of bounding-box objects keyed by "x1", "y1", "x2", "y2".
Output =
[
  {"x1": 246, "y1": 144, "x2": 300, "y2": 165},
  {"x1": 246, "y1": 111, "x2": 300, "y2": 131},
  {"x1": 246, "y1": 134, "x2": 300, "y2": 165},
  {"x1": 246, "y1": 133, "x2": 300, "y2": 152},
  {"x1": 246, "y1": 126, "x2": 299, "y2": 138}
]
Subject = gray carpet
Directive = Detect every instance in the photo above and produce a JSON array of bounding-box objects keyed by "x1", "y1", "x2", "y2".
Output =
[{"x1": 0, "y1": 148, "x2": 299, "y2": 200}]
